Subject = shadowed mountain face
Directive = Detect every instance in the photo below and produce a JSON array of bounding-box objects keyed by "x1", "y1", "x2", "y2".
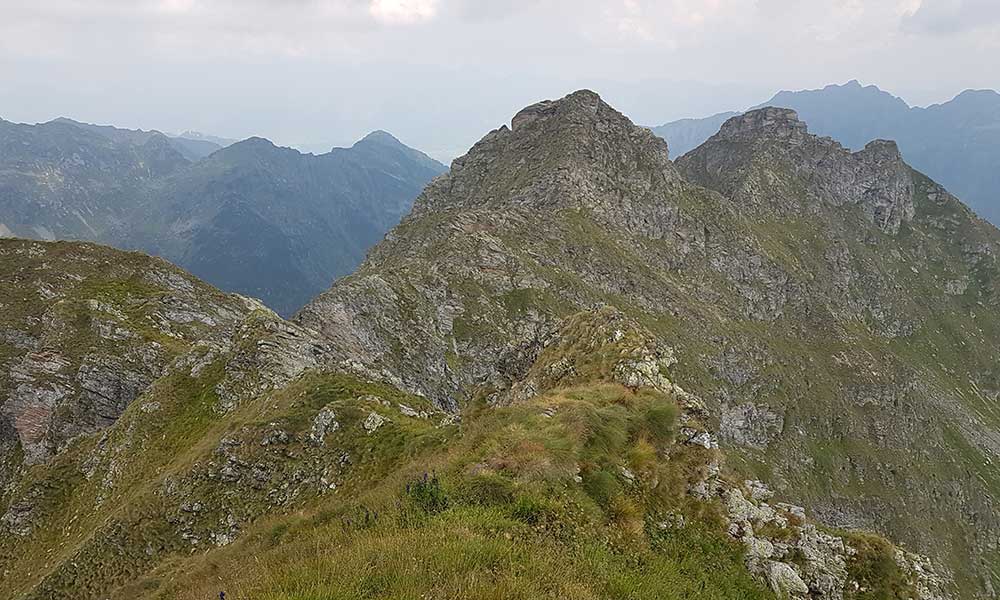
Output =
[
  {"x1": 48, "y1": 118, "x2": 227, "y2": 161},
  {"x1": 0, "y1": 91, "x2": 996, "y2": 600},
  {"x1": 119, "y1": 131, "x2": 446, "y2": 316},
  {"x1": 0, "y1": 119, "x2": 446, "y2": 315},
  {"x1": 0, "y1": 118, "x2": 191, "y2": 241},
  {"x1": 651, "y1": 81, "x2": 1000, "y2": 224}
]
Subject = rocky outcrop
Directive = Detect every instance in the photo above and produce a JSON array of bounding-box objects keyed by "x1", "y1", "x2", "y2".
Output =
[
  {"x1": 718, "y1": 481, "x2": 952, "y2": 600},
  {"x1": 713, "y1": 107, "x2": 810, "y2": 144},
  {"x1": 719, "y1": 403, "x2": 784, "y2": 450},
  {"x1": 214, "y1": 315, "x2": 332, "y2": 414},
  {"x1": 512, "y1": 308, "x2": 954, "y2": 599},
  {"x1": 678, "y1": 108, "x2": 915, "y2": 234},
  {"x1": 0, "y1": 239, "x2": 256, "y2": 471}
]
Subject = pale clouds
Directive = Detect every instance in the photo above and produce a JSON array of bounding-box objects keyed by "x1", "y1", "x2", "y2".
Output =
[
  {"x1": 902, "y1": 0, "x2": 1000, "y2": 34},
  {"x1": 369, "y1": 0, "x2": 440, "y2": 24}
]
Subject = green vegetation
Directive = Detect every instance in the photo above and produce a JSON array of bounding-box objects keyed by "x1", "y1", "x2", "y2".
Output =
[
  {"x1": 2, "y1": 319, "x2": 785, "y2": 600},
  {"x1": 843, "y1": 532, "x2": 917, "y2": 600},
  {"x1": 113, "y1": 381, "x2": 773, "y2": 600}
]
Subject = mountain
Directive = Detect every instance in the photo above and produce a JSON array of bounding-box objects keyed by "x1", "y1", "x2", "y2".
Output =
[
  {"x1": 1, "y1": 91, "x2": 997, "y2": 599},
  {"x1": 169, "y1": 130, "x2": 238, "y2": 158},
  {"x1": 299, "y1": 92, "x2": 1000, "y2": 597},
  {"x1": 759, "y1": 81, "x2": 912, "y2": 150},
  {"x1": 164, "y1": 135, "x2": 223, "y2": 160},
  {"x1": 0, "y1": 118, "x2": 446, "y2": 315},
  {"x1": 0, "y1": 239, "x2": 259, "y2": 475},
  {"x1": 650, "y1": 81, "x2": 1000, "y2": 223},
  {"x1": 121, "y1": 131, "x2": 447, "y2": 316},
  {"x1": 52, "y1": 118, "x2": 225, "y2": 161},
  {"x1": 0, "y1": 117, "x2": 191, "y2": 240}
]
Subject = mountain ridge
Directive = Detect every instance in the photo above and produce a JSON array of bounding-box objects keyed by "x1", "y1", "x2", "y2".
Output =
[
  {"x1": 650, "y1": 81, "x2": 1000, "y2": 225},
  {"x1": 0, "y1": 116, "x2": 447, "y2": 315}
]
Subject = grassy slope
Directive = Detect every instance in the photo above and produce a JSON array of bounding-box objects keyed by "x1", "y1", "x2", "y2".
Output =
[{"x1": 127, "y1": 382, "x2": 775, "y2": 600}]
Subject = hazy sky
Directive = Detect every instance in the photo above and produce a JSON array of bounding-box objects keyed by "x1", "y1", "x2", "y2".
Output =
[{"x1": 1, "y1": 0, "x2": 997, "y2": 161}]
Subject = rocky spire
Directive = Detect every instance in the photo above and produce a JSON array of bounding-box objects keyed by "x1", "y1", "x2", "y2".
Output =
[
  {"x1": 509, "y1": 89, "x2": 604, "y2": 132},
  {"x1": 715, "y1": 107, "x2": 810, "y2": 145},
  {"x1": 678, "y1": 107, "x2": 915, "y2": 234},
  {"x1": 412, "y1": 89, "x2": 679, "y2": 216}
]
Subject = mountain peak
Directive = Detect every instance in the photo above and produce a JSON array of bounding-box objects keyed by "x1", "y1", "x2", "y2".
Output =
[
  {"x1": 357, "y1": 129, "x2": 403, "y2": 146},
  {"x1": 50, "y1": 116, "x2": 84, "y2": 126},
  {"x1": 944, "y1": 88, "x2": 1000, "y2": 111},
  {"x1": 510, "y1": 89, "x2": 603, "y2": 131},
  {"x1": 717, "y1": 107, "x2": 808, "y2": 143},
  {"x1": 955, "y1": 88, "x2": 1000, "y2": 98},
  {"x1": 223, "y1": 136, "x2": 283, "y2": 154},
  {"x1": 764, "y1": 80, "x2": 910, "y2": 114},
  {"x1": 862, "y1": 137, "x2": 902, "y2": 158},
  {"x1": 416, "y1": 89, "x2": 674, "y2": 215}
]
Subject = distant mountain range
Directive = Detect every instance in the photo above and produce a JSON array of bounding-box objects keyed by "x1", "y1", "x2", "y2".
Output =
[
  {"x1": 651, "y1": 80, "x2": 1000, "y2": 224},
  {"x1": 168, "y1": 130, "x2": 239, "y2": 153},
  {"x1": 0, "y1": 117, "x2": 446, "y2": 315}
]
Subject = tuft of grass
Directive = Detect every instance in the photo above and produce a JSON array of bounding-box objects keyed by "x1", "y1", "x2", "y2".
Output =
[{"x1": 843, "y1": 532, "x2": 917, "y2": 600}]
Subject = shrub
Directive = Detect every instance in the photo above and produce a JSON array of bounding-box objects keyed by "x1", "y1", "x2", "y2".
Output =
[
  {"x1": 582, "y1": 469, "x2": 621, "y2": 509},
  {"x1": 640, "y1": 403, "x2": 677, "y2": 446},
  {"x1": 511, "y1": 493, "x2": 558, "y2": 526},
  {"x1": 406, "y1": 473, "x2": 449, "y2": 514},
  {"x1": 457, "y1": 472, "x2": 516, "y2": 507},
  {"x1": 845, "y1": 533, "x2": 916, "y2": 600}
]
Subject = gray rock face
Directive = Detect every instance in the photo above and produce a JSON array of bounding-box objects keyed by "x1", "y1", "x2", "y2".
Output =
[
  {"x1": 215, "y1": 316, "x2": 332, "y2": 414},
  {"x1": 721, "y1": 482, "x2": 947, "y2": 600},
  {"x1": 309, "y1": 405, "x2": 340, "y2": 445},
  {"x1": 767, "y1": 561, "x2": 809, "y2": 598},
  {"x1": 295, "y1": 90, "x2": 693, "y2": 407},
  {"x1": 715, "y1": 107, "x2": 809, "y2": 144},
  {"x1": 719, "y1": 403, "x2": 784, "y2": 450},
  {"x1": 0, "y1": 239, "x2": 254, "y2": 471},
  {"x1": 679, "y1": 108, "x2": 915, "y2": 234},
  {"x1": 362, "y1": 411, "x2": 388, "y2": 433}
]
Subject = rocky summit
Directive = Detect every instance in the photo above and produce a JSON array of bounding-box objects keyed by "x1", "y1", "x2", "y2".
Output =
[
  {"x1": 1, "y1": 90, "x2": 998, "y2": 599},
  {"x1": 652, "y1": 81, "x2": 1000, "y2": 227}
]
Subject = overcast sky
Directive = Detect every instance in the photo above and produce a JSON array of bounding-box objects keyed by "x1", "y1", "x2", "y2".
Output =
[{"x1": 1, "y1": 0, "x2": 997, "y2": 161}]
